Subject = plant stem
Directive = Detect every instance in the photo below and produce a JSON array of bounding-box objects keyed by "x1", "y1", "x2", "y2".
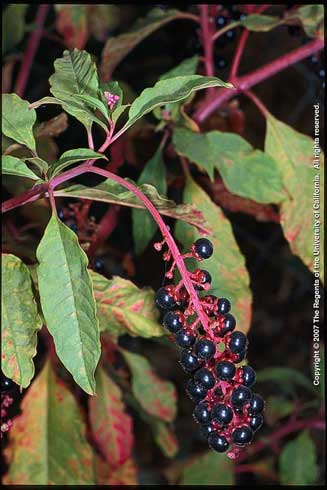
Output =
[
  {"x1": 14, "y1": 4, "x2": 50, "y2": 97},
  {"x1": 87, "y1": 205, "x2": 120, "y2": 259},
  {"x1": 199, "y1": 5, "x2": 214, "y2": 77},
  {"x1": 193, "y1": 37, "x2": 324, "y2": 123},
  {"x1": 86, "y1": 166, "x2": 211, "y2": 333},
  {"x1": 236, "y1": 417, "x2": 325, "y2": 464},
  {"x1": 1, "y1": 183, "x2": 47, "y2": 214},
  {"x1": 244, "y1": 89, "x2": 269, "y2": 117},
  {"x1": 229, "y1": 29, "x2": 249, "y2": 81}
]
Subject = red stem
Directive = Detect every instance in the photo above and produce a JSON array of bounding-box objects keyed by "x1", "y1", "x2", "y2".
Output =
[
  {"x1": 229, "y1": 29, "x2": 249, "y2": 81},
  {"x1": 87, "y1": 205, "x2": 120, "y2": 259},
  {"x1": 1, "y1": 183, "x2": 47, "y2": 214},
  {"x1": 199, "y1": 5, "x2": 214, "y2": 77},
  {"x1": 243, "y1": 89, "x2": 269, "y2": 116},
  {"x1": 194, "y1": 37, "x2": 324, "y2": 123},
  {"x1": 236, "y1": 417, "x2": 325, "y2": 464},
  {"x1": 14, "y1": 4, "x2": 50, "y2": 97}
]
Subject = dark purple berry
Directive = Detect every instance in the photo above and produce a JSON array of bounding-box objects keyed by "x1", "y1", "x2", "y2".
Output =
[
  {"x1": 232, "y1": 425, "x2": 253, "y2": 445},
  {"x1": 215, "y1": 360, "x2": 236, "y2": 381},
  {"x1": 179, "y1": 350, "x2": 200, "y2": 372},
  {"x1": 249, "y1": 414, "x2": 264, "y2": 432},
  {"x1": 231, "y1": 385, "x2": 252, "y2": 409},
  {"x1": 175, "y1": 330, "x2": 196, "y2": 348},
  {"x1": 200, "y1": 423, "x2": 214, "y2": 439},
  {"x1": 220, "y1": 313, "x2": 236, "y2": 335},
  {"x1": 155, "y1": 287, "x2": 176, "y2": 310},
  {"x1": 248, "y1": 393, "x2": 265, "y2": 415},
  {"x1": 58, "y1": 208, "x2": 65, "y2": 220},
  {"x1": 216, "y1": 57, "x2": 227, "y2": 69},
  {"x1": 67, "y1": 221, "x2": 78, "y2": 233},
  {"x1": 94, "y1": 257, "x2": 104, "y2": 271},
  {"x1": 211, "y1": 403, "x2": 233, "y2": 426},
  {"x1": 1, "y1": 376, "x2": 16, "y2": 392},
  {"x1": 194, "y1": 238, "x2": 213, "y2": 259},
  {"x1": 319, "y1": 69, "x2": 325, "y2": 79},
  {"x1": 233, "y1": 349, "x2": 247, "y2": 363},
  {"x1": 217, "y1": 298, "x2": 231, "y2": 314},
  {"x1": 225, "y1": 29, "x2": 236, "y2": 42},
  {"x1": 195, "y1": 270, "x2": 212, "y2": 290},
  {"x1": 194, "y1": 339, "x2": 216, "y2": 360},
  {"x1": 194, "y1": 368, "x2": 215, "y2": 389},
  {"x1": 216, "y1": 15, "x2": 227, "y2": 27},
  {"x1": 163, "y1": 311, "x2": 183, "y2": 333},
  {"x1": 186, "y1": 379, "x2": 208, "y2": 402},
  {"x1": 193, "y1": 402, "x2": 211, "y2": 424},
  {"x1": 208, "y1": 432, "x2": 229, "y2": 452},
  {"x1": 229, "y1": 331, "x2": 248, "y2": 353},
  {"x1": 240, "y1": 365, "x2": 256, "y2": 388}
]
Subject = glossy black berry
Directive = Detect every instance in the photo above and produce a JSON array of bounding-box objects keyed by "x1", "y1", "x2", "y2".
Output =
[
  {"x1": 67, "y1": 221, "x2": 78, "y2": 233},
  {"x1": 186, "y1": 379, "x2": 208, "y2": 402},
  {"x1": 229, "y1": 331, "x2": 248, "y2": 353},
  {"x1": 240, "y1": 365, "x2": 256, "y2": 388},
  {"x1": 211, "y1": 403, "x2": 233, "y2": 426},
  {"x1": 215, "y1": 360, "x2": 236, "y2": 381},
  {"x1": 233, "y1": 349, "x2": 247, "y2": 363},
  {"x1": 194, "y1": 368, "x2": 215, "y2": 389},
  {"x1": 216, "y1": 15, "x2": 227, "y2": 27},
  {"x1": 175, "y1": 330, "x2": 196, "y2": 348},
  {"x1": 195, "y1": 270, "x2": 212, "y2": 290},
  {"x1": 319, "y1": 69, "x2": 325, "y2": 79},
  {"x1": 232, "y1": 425, "x2": 253, "y2": 445},
  {"x1": 163, "y1": 311, "x2": 183, "y2": 333},
  {"x1": 193, "y1": 402, "x2": 211, "y2": 424},
  {"x1": 179, "y1": 350, "x2": 200, "y2": 372},
  {"x1": 194, "y1": 339, "x2": 216, "y2": 360},
  {"x1": 155, "y1": 287, "x2": 176, "y2": 310},
  {"x1": 58, "y1": 208, "x2": 65, "y2": 220},
  {"x1": 231, "y1": 385, "x2": 252, "y2": 409},
  {"x1": 216, "y1": 57, "x2": 227, "y2": 69},
  {"x1": 208, "y1": 432, "x2": 229, "y2": 452},
  {"x1": 217, "y1": 298, "x2": 231, "y2": 315},
  {"x1": 220, "y1": 313, "x2": 236, "y2": 336},
  {"x1": 248, "y1": 393, "x2": 265, "y2": 415},
  {"x1": 1, "y1": 376, "x2": 16, "y2": 392},
  {"x1": 194, "y1": 238, "x2": 213, "y2": 260},
  {"x1": 225, "y1": 29, "x2": 236, "y2": 42},
  {"x1": 94, "y1": 257, "x2": 104, "y2": 271},
  {"x1": 249, "y1": 414, "x2": 264, "y2": 432},
  {"x1": 200, "y1": 423, "x2": 214, "y2": 439}
]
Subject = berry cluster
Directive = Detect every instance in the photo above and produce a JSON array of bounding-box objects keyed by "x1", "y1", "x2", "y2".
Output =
[
  {"x1": 1, "y1": 376, "x2": 15, "y2": 438},
  {"x1": 154, "y1": 237, "x2": 264, "y2": 459}
]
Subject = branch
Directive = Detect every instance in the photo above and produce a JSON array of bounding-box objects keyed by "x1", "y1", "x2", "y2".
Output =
[
  {"x1": 1, "y1": 183, "x2": 47, "y2": 214},
  {"x1": 229, "y1": 29, "x2": 249, "y2": 81},
  {"x1": 87, "y1": 205, "x2": 120, "y2": 260},
  {"x1": 199, "y1": 5, "x2": 214, "y2": 77},
  {"x1": 194, "y1": 37, "x2": 324, "y2": 123},
  {"x1": 14, "y1": 4, "x2": 50, "y2": 97}
]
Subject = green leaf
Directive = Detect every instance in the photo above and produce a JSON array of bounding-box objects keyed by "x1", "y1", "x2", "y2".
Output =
[
  {"x1": 279, "y1": 431, "x2": 318, "y2": 485},
  {"x1": 160, "y1": 55, "x2": 199, "y2": 81},
  {"x1": 55, "y1": 179, "x2": 210, "y2": 234},
  {"x1": 2, "y1": 155, "x2": 40, "y2": 181},
  {"x1": 36, "y1": 214, "x2": 100, "y2": 394},
  {"x1": 89, "y1": 367, "x2": 133, "y2": 467},
  {"x1": 49, "y1": 48, "x2": 107, "y2": 133},
  {"x1": 2, "y1": 4, "x2": 28, "y2": 54},
  {"x1": 2, "y1": 93, "x2": 37, "y2": 151},
  {"x1": 23, "y1": 156, "x2": 49, "y2": 175},
  {"x1": 4, "y1": 361, "x2": 95, "y2": 485},
  {"x1": 152, "y1": 420, "x2": 178, "y2": 458},
  {"x1": 241, "y1": 14, "x2": 281, "y2": 32},
  {"x1": 100, "y1": 8, "x2": 191, "y2": 78},
  {"x1": 286, "y1": 5, "x2": 324, "y2": 38},
  {"x1": 124, "y1": 75, "x2": 232, "y2": 133},
  {"x1": 180, "y1": 450, "x2": 234, "y2": 485},
  {"x1": 132, "y1": 144, "x2": 167, "y2": 255},
  {"x1": 74, "y1": 93, "x2": 110, "y2": 121},
  {"x1": 1, "y1": 254, "x2": 42, "y2": 388},
  {"x1": 265, "y1": 113, "x2": 324, "y2": 276},
  {"x1": 120, "y1": 348, "x2": 177, "y2": 422},
  {"x1": 173, "y1": 127, "x2": 286, "y2": 203},
  {"x1": 49, "y1": 148, "x2": 107, "y2": 177},
  {"x1": 256, "y1": 367, "x2": 317, "y2": 396},
  {"x1": 90, "y1": 271, "x2": 164, "y2": 338},
  {"x1": 175, "y1": 176, "x2": 252, "y2": 333},
  {"x1": 55, "y1": 5, "x2": 88, "y2": 50}
]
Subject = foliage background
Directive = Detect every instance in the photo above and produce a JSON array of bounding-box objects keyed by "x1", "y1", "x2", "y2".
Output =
[{"x1": 1, "y1": 3, "x2": 325, "y2": 486}]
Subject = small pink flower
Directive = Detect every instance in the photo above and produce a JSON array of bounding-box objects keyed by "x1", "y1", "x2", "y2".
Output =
[{"x1": 104, "y1": 91, "x2": 120, "y2": 111}]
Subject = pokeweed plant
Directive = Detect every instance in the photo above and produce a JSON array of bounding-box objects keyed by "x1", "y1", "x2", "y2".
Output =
[{"x1": 1, "y1": 3, "x2": 325, "y2": 486}]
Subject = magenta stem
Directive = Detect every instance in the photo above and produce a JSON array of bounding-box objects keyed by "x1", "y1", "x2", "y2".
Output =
[
  {"x1": 229, "y1": 29, "x2": 249, "y2": 81},
  {"x1": 199, "y1": 5, "x2": 214, "y2": 77},
  {"x1": 14, "y1": 4, "x2": 50, "y2": 97},
  {"x1": 243, "y1": 89, "x2": 269, "y2": 117},
  {"x1": 194, "y1": 37, "x2": 324, "y2": 123}
]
